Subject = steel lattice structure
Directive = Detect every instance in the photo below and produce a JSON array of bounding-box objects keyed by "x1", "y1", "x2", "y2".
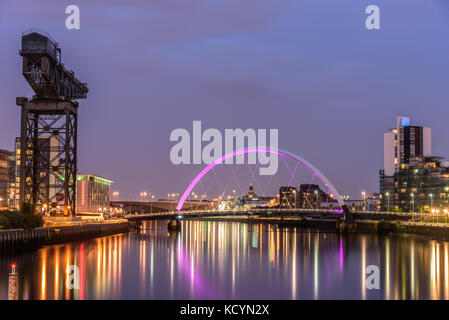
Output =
[{"x1": 16, "y1": 31, "x2": 88, "y2": 216}]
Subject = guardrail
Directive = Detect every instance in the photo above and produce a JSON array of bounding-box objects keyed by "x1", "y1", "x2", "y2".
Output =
[
  {"x1": 0, "y1": 221, "x2": 129, "y2": 251},
  {"x1": 43, "y1": 218, "x2": 127, "y2": 227},
  {"x1": 125, "y1": 208, "x2": 429, "y2": 219}
]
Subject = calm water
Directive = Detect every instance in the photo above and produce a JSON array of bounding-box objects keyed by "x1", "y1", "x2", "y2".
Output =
[{"x1": 1, "y1": 219, "x2": 449, "y2": 300}]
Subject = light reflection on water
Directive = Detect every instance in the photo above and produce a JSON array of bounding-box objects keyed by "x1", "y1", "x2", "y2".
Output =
[{"x1": 1, "y1": 219, "x2": 449, "y2": 299}]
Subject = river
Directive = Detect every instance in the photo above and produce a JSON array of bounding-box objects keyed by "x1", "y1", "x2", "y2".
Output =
[{"x1": 1, "y1": 219, "x2": 448, "y2": 299}]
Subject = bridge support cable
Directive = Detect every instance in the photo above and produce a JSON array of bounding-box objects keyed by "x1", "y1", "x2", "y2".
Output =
[{"x1": 176, "y1": 148, "x2": 354, "y2": 222}]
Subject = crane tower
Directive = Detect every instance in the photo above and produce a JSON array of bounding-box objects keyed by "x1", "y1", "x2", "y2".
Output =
[{"x1": 16, "y1": 30, "x2": 88, "y2": 216}]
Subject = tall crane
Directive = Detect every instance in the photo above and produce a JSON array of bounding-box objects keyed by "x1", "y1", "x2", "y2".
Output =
[{"x1": 16, "y1": 30, "x2": 88, "y2": 216}]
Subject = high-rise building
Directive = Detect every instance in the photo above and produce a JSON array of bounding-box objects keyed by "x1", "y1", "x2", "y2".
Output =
[
  {"x1": 279, "y1": 186, "x2": 299, "y2": 208},
  {"x1": 11, "y1": 137, "x2": 20, "y2": 209},
  {"x1": 380, "y1": 156, "x2": 449, "y2": 212},
  {"x1": 383, "y1": 116, "x2": 431, "y2": 176},
  {"x1": 298, "y1": 184, "x2": 327, "y2": 209},
  {"x1": 16, "y1": 135, "x2": 63, "y2": 213},
  {"x1": 0, "y1": 149, "x2": 13, "y2": 209},
  {"x1": 7, "y1": 150, "x2": 16, "y2": 209},
  {"x1": 380, "y1": 116, "x2": 449, "y2": 213}
]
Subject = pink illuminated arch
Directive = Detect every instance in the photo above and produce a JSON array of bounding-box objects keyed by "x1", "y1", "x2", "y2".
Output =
[{"x1": 176, "y1": 148, "x2": 346, "y2": 212}]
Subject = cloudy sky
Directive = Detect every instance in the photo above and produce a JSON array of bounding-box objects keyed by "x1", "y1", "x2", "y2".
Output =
[{"x1": 1, "y1": 0, "x2": 449, "y2": 200}]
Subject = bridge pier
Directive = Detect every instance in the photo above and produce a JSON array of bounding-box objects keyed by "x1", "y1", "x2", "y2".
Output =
[
  {"x1": 338, "y1": 205, "x2": 358, "y2": 234},
  {"x1": 338, "y1": 221, "x2": 358, "y2": 234},
  {"x1": 168, "y1": 219, "x2": 181, "y2": 231}
]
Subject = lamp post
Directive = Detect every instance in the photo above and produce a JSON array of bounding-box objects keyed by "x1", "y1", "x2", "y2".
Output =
[
  {"x1": 151, "y1": 194, "x2": 154, "y2": 213},
  {"x1": 292, "y1": 190, "x2": 296, "y2": 220},
  {"x1": 314, "y1": 190, "x2": 318, "y2": 209},
  {"x1": 362, "y1": 191, "x2": 366, "y2": 211},
  {"x1": 385, "y1": 192, "x2": 390, "y2": 212},
  {"x1": 10, "y1": 191, "x2": 15, "y2": 209},
  {"x1": 429, "y1": 193, "x2": 433, "y2": 215},
  {"x1": 293, "y1": 190, "x2": 297, "y2": 209},
  {"x1": 410, "y1": 193, "x2": 414, "y2": 213}
]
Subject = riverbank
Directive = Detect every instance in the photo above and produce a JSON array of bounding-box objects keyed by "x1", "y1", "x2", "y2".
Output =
[
  {"x1": 0, "y1": 221, "x2": 129, "y2": 252},
  {"x1": 184, "y1": 215, "x2": 449, "y2": 242}
]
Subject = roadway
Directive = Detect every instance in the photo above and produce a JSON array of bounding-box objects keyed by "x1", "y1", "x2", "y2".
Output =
[{"x1": 125, "y1": 208, "x2": 426, "y2": 221}]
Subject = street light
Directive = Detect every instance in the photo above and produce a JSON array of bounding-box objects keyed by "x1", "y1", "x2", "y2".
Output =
[
  {"x1": 362, "y1": 191, "x2": 366, "y2": 211},
  {"x1": 150, "y1": 194, "x2": 155, "y2": 213},
  {"x1": 385, "y1": 192, "x2": 390, "y2": 212},
  {"x1": 429, "y1": 193, "x2": 433, "y2": 214},
  {"x1": 292, "y1": 190, "x2": 296, "y2": 220},
  {"x1": 314, "y1": 190, "x2": 318, "y2": 209},
  {"x1": 410, "y1": 193, "x2": 414, "y2": 213},
  {"x1": 293, "y1": 190, "x2": 296, "y2": 209},
  {"x1": 10, "y1": 191, "x2": 15, "y2": 209}
]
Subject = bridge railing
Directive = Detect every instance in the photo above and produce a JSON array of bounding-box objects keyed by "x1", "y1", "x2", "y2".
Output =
[
  {"x1": 124, "y1": 208, "x2": 430, "y2": 219},
  {"x1": 125, "y1": 208, "x2": 430, "y2": 218}
]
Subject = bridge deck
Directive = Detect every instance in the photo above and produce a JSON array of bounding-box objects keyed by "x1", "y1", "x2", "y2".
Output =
[{"x1": 125, "y1": 208, "x2": 425, "y2": 221}]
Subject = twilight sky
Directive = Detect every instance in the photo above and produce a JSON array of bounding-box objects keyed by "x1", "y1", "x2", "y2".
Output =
[{"x1": 1, "y1": 0, "x2": 449, "y2": 200}]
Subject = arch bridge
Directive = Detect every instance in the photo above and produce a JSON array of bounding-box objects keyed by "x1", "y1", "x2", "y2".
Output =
[{"x1": 175, "y1": 148, "x2": 354, "y2": 221}]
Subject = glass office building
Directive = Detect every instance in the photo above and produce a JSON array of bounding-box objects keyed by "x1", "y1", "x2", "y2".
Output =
[
  {"x1": 76, "y1": 174, "x2": 113, "y2": 215},
  {"x1": 0, "y1": 149, "x2": 13, "y2": 209}
]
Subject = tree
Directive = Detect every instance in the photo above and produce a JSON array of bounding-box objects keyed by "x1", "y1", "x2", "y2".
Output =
[{"x1": 20, "y1": 202, "x2": 34, "y2": 215}]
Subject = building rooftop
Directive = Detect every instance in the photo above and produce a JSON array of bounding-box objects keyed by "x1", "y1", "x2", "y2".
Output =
[
  {"x1": 77, "y1": 173, "x2": 114, "y2": 184},
  {"x1": 0, "y1": 149, "x2": 13, "y2": 156}
]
